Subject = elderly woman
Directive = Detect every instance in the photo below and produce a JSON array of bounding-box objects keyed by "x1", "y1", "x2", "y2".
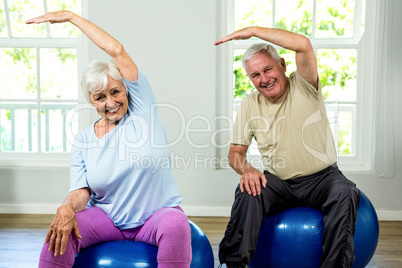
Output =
[{"x1": 26, "y1": 11, "x2": 191, "y2": 268}]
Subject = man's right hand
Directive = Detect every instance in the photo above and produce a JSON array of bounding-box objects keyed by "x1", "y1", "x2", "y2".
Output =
[
  {"x1": 214, "y1": 27, "x2": 257, "y2": 46},
  {"x1": 240, "y1": 166, "x2": 267, "y2": 196},
  {"x1": 45, "y1": 204, "x2": 82, "y2": 257}
]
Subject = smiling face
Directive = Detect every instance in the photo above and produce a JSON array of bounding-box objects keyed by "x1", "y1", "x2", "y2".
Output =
[
  {"x1": 245, "y1": 50, "x2": 288, "y2": 103},
  {"x1": 90, "y1": 76, "x2": 128, "y2": 125}
]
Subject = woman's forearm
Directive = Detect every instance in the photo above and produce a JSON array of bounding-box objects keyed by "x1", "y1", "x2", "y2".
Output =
[
  {"x1": 68, "y1": 12, "x2": 137, "y2": 80},
  {"x1": 67, "y1": 12, "x2": 123, "y2": 59},
  {"x1": 62, "y1": 187, "x2": 90, "y2": 213},
  {"x1": 26, "y1": 11, "x2": 138, "y2": 81}
]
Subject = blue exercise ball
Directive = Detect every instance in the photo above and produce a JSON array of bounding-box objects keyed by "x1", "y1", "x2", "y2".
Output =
[
  {"x1": 73, "y1": 220, "x2": 214, "y2": 268},
  {"x1": 248, "y1": 191, "x2": 379, "y2": 268}
]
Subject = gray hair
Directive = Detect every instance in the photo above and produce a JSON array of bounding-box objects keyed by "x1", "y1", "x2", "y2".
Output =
[
  {"x1": 242, "y1": 43, "x2": 282, "y2": 73},
  {"x1": 81, "y1": 60, "x2": 127, "y2": 102}
]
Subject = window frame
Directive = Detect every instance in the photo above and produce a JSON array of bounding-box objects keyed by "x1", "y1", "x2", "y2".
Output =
[
  {"x1": 0, "y1": 1, "x2": 90, "y2": 168},
  {"x1": 216, "y1": 0, "x2": 375, "y2": 172}
]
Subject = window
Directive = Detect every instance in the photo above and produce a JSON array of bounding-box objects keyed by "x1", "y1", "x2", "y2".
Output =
[
  {"x1": 217, "y1": 0, "x2": 372, "y2": 171},
  {"x1": 0, "y1": 0, "x2": 82, "y2": 159}
]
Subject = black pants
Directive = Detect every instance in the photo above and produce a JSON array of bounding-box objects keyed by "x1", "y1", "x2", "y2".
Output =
[{"x1": 219, "y1": 164, "x2": 361, "y2": 268}]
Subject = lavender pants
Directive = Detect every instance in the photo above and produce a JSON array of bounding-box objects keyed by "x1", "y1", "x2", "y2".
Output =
[{"x1": 39, "y1": 206, "x2": 192, "y2": 268}]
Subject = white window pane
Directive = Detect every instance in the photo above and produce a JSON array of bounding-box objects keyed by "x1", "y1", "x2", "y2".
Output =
[
  {"x1": 31, "y1": 109, "x2": 38, "y2": 152},
  {"x1": 248, "y1": 139, "x2": 261, "y2": 155},
  {"x1": 277, "y1": 49, "x2": 296, "y2": 76},
  {"x1": 0, "y1": 1, "x2": 8, "y2": 37},
  {"x1": 315, "y1": 0, "x2": 355, "y2": 38},
  {"x1": 1, "y1": 1, "x2": 82, "y2": 154},
  {"x1": 233, "y1": 49, "x2": 254, "y2": 101},
  {"x1": 0, "y1": 48, "x2": 37, "y2": 99},
  {"x1": 8, "y1": 0, "x2": 46, "y2": 38},
  {"x1": 14, "y1": 109, "x2": 29, "y2": 152},
  {"x1": 40, "y1": 48, "x2": 78, "y2": 99},
  {"x1": 235, "y1": 0, "x2": 273, "y2": 30},
  {"x1": 317, "y1": 49, "x2": 357, "y2": 102},
  {"x1": 48, "y1": 0, "x2": 82, "y2": 38},
  {"x1": 0, "y1": 109, "x2": 12, "y2": 151},
  {"x1": 40, "y1": 109, "x2": 47, "y2": 152},
  {"x1": 233, "y1": 100, "x2": 241, "y2": 119},
  {"x1": 275, "y1": 0, "x2": 313, "y2": 38},
  {"x1": 338, "y1": 111, "x2": 352, "y2": 156},
  {"x1": 48, "y1": 109, "x2": 64, "y2": 152},
  {"x1": 65, "y1": 107, "x2": 78, "y2": 152},
  {"x1": 40, "y1": 107, "x2": 53, "y2": 152},
  {"x1": 40, "y1": 104, "x2": 76, "y2": 152}
]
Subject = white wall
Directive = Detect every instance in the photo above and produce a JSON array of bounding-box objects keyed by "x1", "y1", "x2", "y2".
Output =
[
  {"x1": 349, "y1": 0, "x2": 402, "y2": 220},
  {"x1": 0, "y1": 0, "x2": 401, "y2": 219}
]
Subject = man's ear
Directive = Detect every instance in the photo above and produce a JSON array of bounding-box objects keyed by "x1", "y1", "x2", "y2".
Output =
[{"x1": 280, "y1": 58, "x2": 286, "y2": 72}]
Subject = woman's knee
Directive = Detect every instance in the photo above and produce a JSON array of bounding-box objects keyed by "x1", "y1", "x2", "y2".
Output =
[
  {"x1": 159, "y1": 209, "x2": 191, "y2": 238},
  {"x1": 39, "y1": 234, "x2": 78, "y2": 267},
  {"x1": 155, "y1": 208, "x2": 192, "y2": 264}
]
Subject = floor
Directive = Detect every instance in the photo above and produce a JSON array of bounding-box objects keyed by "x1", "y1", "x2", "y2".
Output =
[{"x1": 0, "y1": 214, "x2": 401, "y2": 267}]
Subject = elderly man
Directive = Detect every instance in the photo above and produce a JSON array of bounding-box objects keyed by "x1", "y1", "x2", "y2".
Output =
[{"x1": 215, "y1": 27, "x2": 360, "y2": 268}]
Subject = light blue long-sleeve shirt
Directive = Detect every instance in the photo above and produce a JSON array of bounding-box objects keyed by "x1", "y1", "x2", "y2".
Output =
[{"x1": 69, "y1": 70, "x2": 183, "y2": 229}]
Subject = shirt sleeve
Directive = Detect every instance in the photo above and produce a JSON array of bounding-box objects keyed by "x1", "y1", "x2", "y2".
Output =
[
  {"x1": 69, "y1": 134, "x2": 89, "y2": 193},
  {"x1": 230, "y1": 97, "x2": 254, "y2": 146},
  {"x1": 291, "y1": 70, "x2": 323, "y2": 101},
  {"x1": 123, "y1": 70, "x2": 157, "y2": 115}
]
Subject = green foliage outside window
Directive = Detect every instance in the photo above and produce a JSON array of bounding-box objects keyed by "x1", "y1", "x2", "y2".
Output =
[{"x1": 0, "y1": 0, "x2": 81, "y2": 152}]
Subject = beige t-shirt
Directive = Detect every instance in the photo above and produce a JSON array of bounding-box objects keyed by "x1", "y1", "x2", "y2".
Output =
[{"x1": 231, "y1": 71, "x2": 337, "y2": 180}]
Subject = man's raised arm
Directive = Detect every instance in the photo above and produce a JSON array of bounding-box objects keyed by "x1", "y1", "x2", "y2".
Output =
[{"x1": 215, "y1": 26, "x2": 318, "y2": 89}]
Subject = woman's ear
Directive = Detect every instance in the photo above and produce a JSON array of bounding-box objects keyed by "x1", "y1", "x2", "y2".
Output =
[{"x1": 88, "y1": 92, "x2": 94, "y2": 105}]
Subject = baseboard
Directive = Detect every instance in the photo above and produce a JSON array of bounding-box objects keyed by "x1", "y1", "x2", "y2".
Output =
[
  {"x1": 376, "y1": 210, "x2": 402, "y2": 221},
  {"x1": 181, "y1": 205, "x2": 231, "y2": 217},
  {"x1": 0, "y1": 204, "x2": 401, "y2": 221}
]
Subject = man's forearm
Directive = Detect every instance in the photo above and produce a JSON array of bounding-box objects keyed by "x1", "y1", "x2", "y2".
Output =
[
  {"x1": 229, "y1": 151, "x2": 255, "y2": 175},
  {"x1": 252, "y1": 26, "x2": 312, "y2": 53},
  {"x1": 251, "y1": 26, "x2": 318, "y2": 88}
]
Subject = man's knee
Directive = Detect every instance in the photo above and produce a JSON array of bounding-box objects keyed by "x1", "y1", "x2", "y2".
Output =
[
  {"x1": 326, "y1": 173, "x2": 359, "y2": 198},
  {"x1": 323, "y1": 176, "x2": 360, "y2": 214}
]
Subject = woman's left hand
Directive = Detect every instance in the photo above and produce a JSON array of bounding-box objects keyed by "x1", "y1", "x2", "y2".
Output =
[
  {"x1": 46, "y1": 204, "x2": 82, "y2": 256},
  {"x1": 25, "y1": 10, "x2": 74, "y2": 25}
]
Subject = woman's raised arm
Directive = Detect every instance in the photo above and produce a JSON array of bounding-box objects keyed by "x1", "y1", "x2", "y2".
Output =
[{"x1": 26, "y1": 11, "x2": 137, "y2": 81}]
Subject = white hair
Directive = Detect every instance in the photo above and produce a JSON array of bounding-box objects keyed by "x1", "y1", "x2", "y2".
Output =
[
  {"x1": 80, "y1": 60, "x2": 127, "y2": 102},
  {"x1": 241, "y1": 43, "x2": 282, "y2": 73}
]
